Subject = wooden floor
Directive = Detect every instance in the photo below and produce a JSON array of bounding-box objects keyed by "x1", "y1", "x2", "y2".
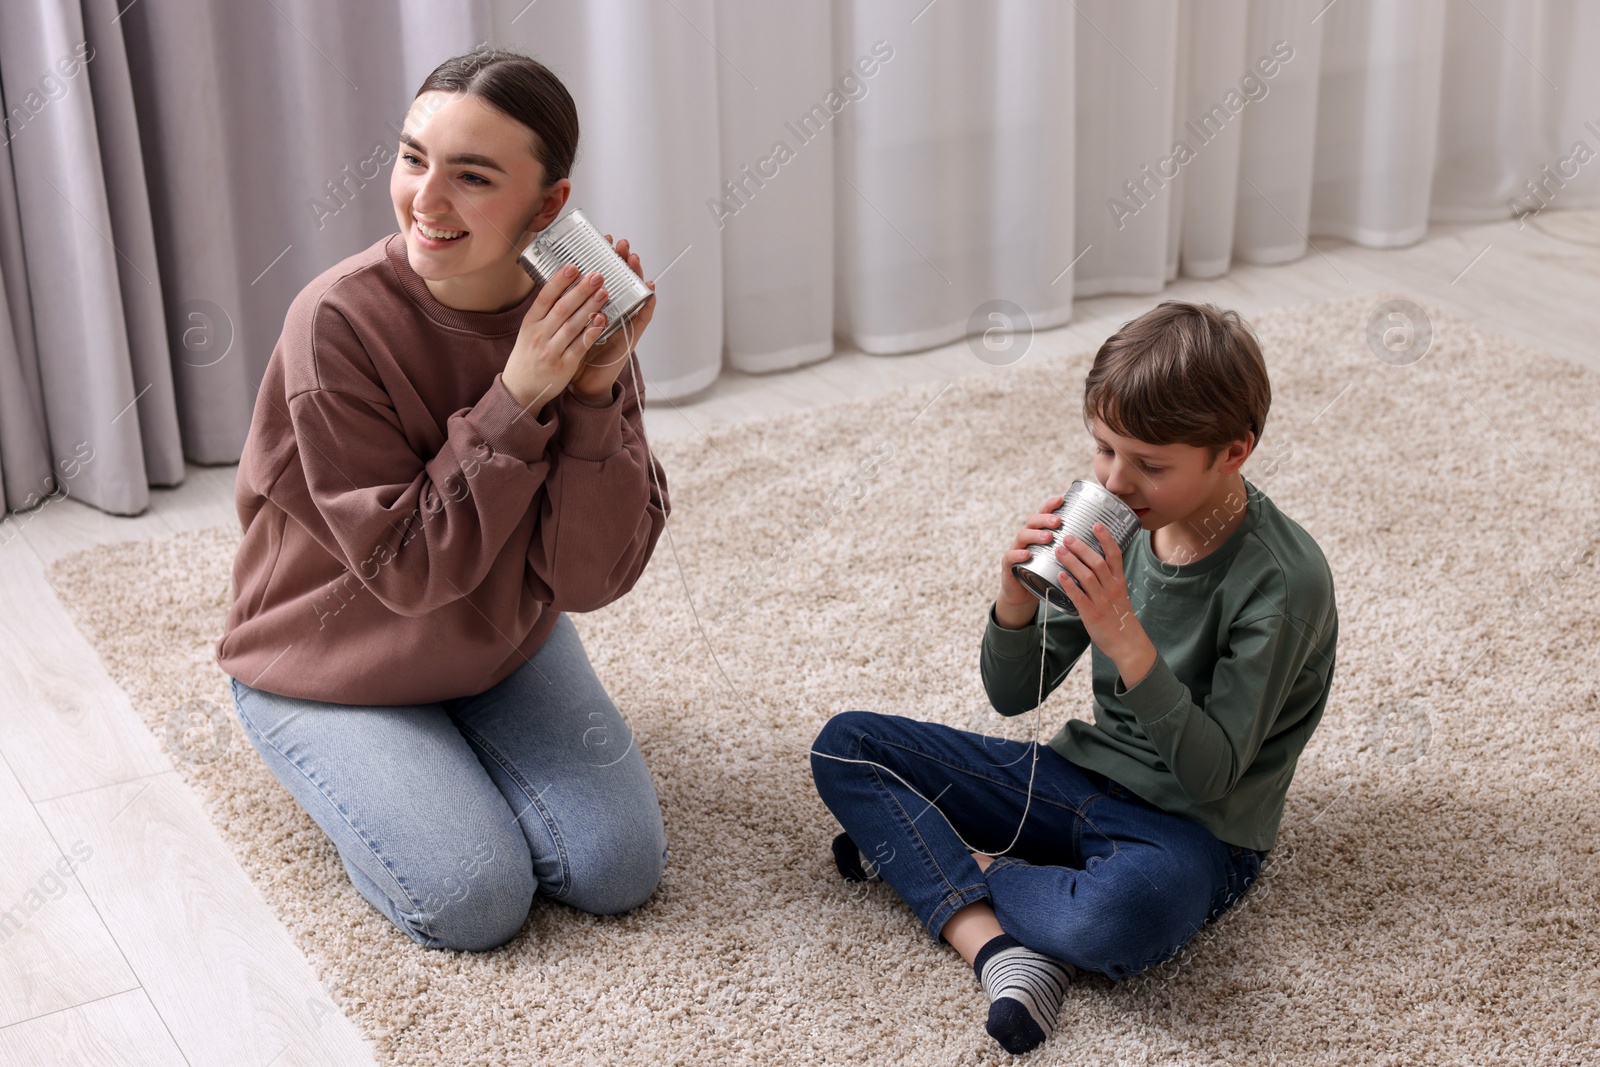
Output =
[{"x1": 2, "y1": 208, "x2": 1596, "y2": 1064}]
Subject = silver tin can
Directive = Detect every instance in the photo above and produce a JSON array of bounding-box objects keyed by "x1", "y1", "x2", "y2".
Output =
[
  {"x1": 1011, "y1": 479, "x2": 1143, "y2": 614},
  {"x1": 516, "y1": 209, "x2": 654, "y2": 343}
]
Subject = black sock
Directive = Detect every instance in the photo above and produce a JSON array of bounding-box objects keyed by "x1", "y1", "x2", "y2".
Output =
[
  {"x1": 830, "y1": 832, "x2": 879, "y2": 882},
  {"x1": 973, "y1": 933, "x2": 1074, "y2": 1054}
]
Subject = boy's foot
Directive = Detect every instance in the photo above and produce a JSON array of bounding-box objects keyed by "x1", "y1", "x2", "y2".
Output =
[
  {"x1": 830, "y1": 832, "x2": 879, "y2": 882},
  {"x1": 974, "y1": 933, "x2": 1075, "y2": 1054}
]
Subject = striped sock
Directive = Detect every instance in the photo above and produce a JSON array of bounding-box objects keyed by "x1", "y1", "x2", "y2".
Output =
[{"x1": 973, "y1": 933, "x2": 1074, "y2": 1054}]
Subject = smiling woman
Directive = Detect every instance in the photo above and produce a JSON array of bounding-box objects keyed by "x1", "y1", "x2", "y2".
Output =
[
  {"x1": 390, "y1": 56, "x2": 573, "y2": 313},
  {"x1": 215, "y1": 47, "x2": 671, "y2": 953}
]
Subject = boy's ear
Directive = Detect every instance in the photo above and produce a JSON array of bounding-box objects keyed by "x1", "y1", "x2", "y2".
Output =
[{"x1": 1218, "y1": 432, "x2": 1255, "y2": 472}]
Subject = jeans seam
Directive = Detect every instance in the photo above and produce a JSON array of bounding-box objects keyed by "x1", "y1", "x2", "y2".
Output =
[
  {"x1": 868, "y1": 734, "x2": 1105, "y2": 826},
  {"x1": 877, "y1": 738, "x2": 1183, "y2": 924},
  {"x1": 850, "y1": 730, "x2": 1120, "y2": 893},
  {"x1": 849, "y1": 729, "x2": 998, "y2": 940},
  {"x1": 927, "y1": 884, "x2": 994, "y2": 940},
  {"x1": 229, "y1": 680, "x2": 439, "y2": 945},
  {"x1": 454, "y1": 720, "x2": 573, "y2": 899},
  {"x1": 851, "y1": 731, "x2": 974, "y2": 926}
]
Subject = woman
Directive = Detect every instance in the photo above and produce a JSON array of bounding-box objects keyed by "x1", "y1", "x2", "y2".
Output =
[{"x1": 215, "y1": 47, "x2": 668, "y2": 952}]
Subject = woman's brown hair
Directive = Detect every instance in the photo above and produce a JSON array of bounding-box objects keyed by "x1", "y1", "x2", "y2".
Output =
[
  {"x1": 414, "y1": 47, "x2": 579, "y2": 186},
  {"x1": 1082, "y1": 300, "x2": 1271, "y2": 466}
]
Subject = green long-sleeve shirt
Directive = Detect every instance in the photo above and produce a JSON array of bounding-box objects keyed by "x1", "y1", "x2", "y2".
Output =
[{"x1": 980, "y1": 478, "x2": 1337, "y2": 851}]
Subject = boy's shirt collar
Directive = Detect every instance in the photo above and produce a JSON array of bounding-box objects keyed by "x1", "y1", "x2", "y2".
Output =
[{"x1": 1134, "y1": 478, "x2": 1264, "y2": 577}]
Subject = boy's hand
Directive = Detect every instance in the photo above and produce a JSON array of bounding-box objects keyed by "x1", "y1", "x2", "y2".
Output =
[
  {"x1": 1055, "y1": 522, "x2": 1158, "y2": 688},
  {"x1": 995, "y1": 495, "x2": 1066, "y2": 629}
]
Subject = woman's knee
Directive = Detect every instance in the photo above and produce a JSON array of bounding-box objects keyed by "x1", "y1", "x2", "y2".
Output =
[
  {"x1": 391, "y1": 832, "x2": 537, "y2": 952},
  {"x1": 545, "y1": 771, "x2": 668, "y2": 916},
  {"x1": 558, "y1": 818, "x2": 667, "y2": 915}
]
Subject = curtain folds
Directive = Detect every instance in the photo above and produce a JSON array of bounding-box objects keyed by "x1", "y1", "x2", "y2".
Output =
[{"x1": 1, "y1": 0, "x2": 1595, "y2": 517}]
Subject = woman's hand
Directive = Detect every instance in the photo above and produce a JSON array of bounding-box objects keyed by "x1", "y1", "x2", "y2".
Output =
[
  {"x1": 994, "y1": 495, "x2": 1066, "y2": 629},
  {"x1": 567, "y1": 235, "x2": 657, "y2": 404},
  {"x1": 501, "y1": 256, "x2": 612, "y2": 410}
]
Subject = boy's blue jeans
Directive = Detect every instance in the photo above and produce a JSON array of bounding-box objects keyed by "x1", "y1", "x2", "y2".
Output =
[
  {"x1": 228, "y1": 612, "x2": 667, "y2": 952},
  {"x1": 810, "y1": 711, "x2": 1267, "y2": 980}
]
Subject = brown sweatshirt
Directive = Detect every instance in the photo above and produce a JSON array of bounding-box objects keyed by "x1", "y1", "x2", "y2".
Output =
[{"x1": 215, "y1": 233, "x2": 669, "y2": 706}]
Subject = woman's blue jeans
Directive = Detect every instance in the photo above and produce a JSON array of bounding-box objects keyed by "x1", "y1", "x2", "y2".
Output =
[
  {"x1": 810, "y1": 711, "x2": 1267, "y2": 980},
  {"x1": 229, "y1": 612, "x2": 667, "y2": 952}
]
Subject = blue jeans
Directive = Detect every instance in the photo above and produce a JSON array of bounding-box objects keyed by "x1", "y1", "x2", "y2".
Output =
[
  {"x1": 228, "y1": 612, "x2": 667, "y2": 951},
  {"x1": 810, "y1": 711, "x2": 1266, "y2": 980}
]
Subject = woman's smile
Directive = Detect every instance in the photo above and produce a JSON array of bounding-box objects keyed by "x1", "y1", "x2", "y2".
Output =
[{"x1": 413, "y1": 215, "x2": 469, "y2": 248}]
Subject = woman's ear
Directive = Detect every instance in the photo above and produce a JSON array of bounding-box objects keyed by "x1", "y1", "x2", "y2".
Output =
[{"x1": 525, "y1": 177, "x2": 572, "y2": 235}]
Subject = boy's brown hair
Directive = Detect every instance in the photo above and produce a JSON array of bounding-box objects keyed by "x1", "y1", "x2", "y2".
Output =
[{"x1": 1082, "y1": 300, "x2": 1271, "y2": 467}]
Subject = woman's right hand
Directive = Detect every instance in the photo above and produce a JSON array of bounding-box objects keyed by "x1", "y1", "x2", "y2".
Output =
[
  {"x1": 502, "y1": 263, "x2": 612, "y2": 409},
  {"x1": 995, "y1": 494, "x2": 1064, "y2": 629}
]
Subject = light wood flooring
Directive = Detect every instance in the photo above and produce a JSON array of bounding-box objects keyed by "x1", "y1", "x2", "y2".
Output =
[{"x1": 2, "y1": 208, "x2": 1597, "y2": 1064}]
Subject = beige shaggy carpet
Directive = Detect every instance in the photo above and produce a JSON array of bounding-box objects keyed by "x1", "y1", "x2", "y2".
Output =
[{"x1": 49, "y1": 293, "x2": 1600, "y2": 1065}]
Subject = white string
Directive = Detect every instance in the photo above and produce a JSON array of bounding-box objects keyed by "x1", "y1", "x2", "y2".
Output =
[
  {"x1": 805, "y1": 604, "x2": 1050, "y2": 859},
  {"x1": 615, "y1": 312, "x2": 1050, "y2": 861},
  {"x1": 619, "y1": 316, "x2": 751, "y2": 720}
]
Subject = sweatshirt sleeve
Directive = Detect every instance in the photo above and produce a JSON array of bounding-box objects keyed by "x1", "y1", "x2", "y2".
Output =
[
  {"x1": 1112, "y1": 609, "x2": 1320, "y2": 803},
  {"x1": 527, "y1": 349, "x2": 670, "y2": 613},
  {"x1": 282, "y1": 303, "x2": 561, "y2": 618},
  {"x1": 979, "y1": 600, "x2": 1092, "y2": 717}
]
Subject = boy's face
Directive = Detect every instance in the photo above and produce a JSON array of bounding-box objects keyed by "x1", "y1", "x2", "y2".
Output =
[{"x1": 1089, "y1": 417, "x2": 1251, "y2": 531}]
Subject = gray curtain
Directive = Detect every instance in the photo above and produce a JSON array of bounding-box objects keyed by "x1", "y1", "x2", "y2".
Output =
[
  {"x1": 2, "y1": 0, "x2": 1597, "y2": 518},
  {"x1": 0, "y1": 0, "x2": 434, "y2": 516}
]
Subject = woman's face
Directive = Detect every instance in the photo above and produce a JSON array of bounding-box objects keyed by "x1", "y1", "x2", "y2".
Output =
[{"x1": 391, "y1": 90, "x2": 569, "y2": 300}]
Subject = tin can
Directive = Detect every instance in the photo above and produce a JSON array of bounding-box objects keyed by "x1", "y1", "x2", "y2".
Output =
[
  {"x1": 516, "y1": 209, "x2": 654, "y2": 344},
  {"x1": 1011, "y1": 479, "x2": 1143, "y2": 614}
]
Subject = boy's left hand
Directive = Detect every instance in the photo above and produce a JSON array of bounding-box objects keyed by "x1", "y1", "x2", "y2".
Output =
[{"x1": 1056, "y1": 522, "x2": 1157, "y2": 687}]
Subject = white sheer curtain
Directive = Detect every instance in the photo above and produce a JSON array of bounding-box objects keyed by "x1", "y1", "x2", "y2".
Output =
[{"x1": 1, "y1": 0, "x2": 1596, "y2": 517}]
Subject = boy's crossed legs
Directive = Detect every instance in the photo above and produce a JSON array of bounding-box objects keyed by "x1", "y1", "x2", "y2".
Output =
[{"x1": 811, "y1": 711, "x2": 1264, "y2": 1053}]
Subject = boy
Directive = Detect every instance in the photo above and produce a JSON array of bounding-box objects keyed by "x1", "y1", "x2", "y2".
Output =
[{"x1": 810, "y1": 300, "x2": 1338, "y2": 1054}]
